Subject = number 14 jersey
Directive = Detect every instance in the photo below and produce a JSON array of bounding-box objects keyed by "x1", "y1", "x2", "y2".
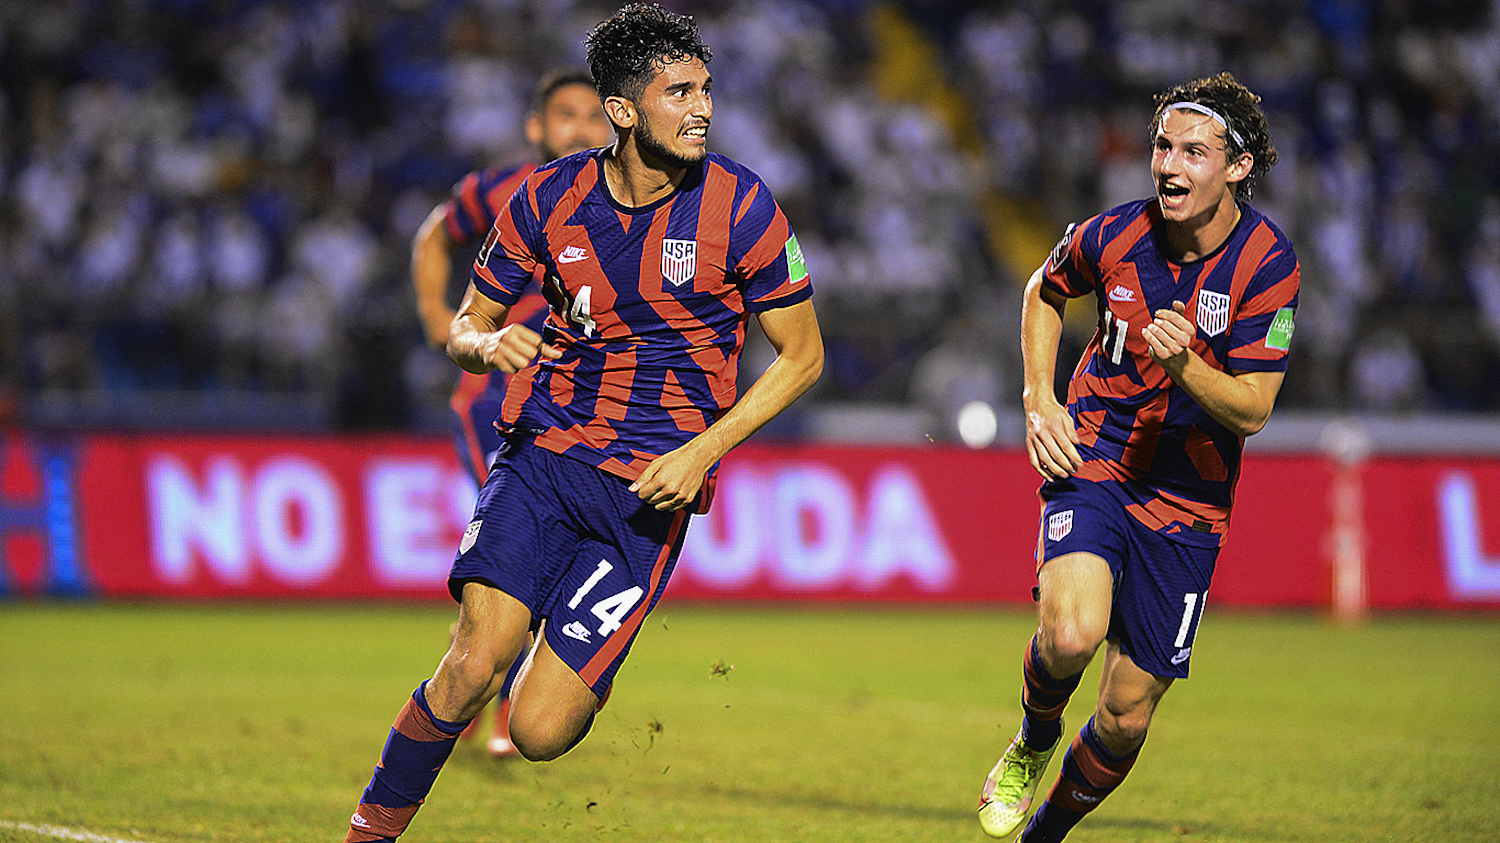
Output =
[{"x1": 470, "y1": 149, "x2": 813, "y2": 512}]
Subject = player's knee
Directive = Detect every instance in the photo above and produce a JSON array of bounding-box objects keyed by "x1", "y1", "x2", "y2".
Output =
[
  {"x1": 1042, "y1": 617, "x2": 1107, "y2": 668},
  {"x1": 440, "y1": 643, "x2": 517, "y2": 699},
  {"x1": 510, "y1": 713, "x2": 591, "y2": 762},
  {"x1": 510, "y1": 730, "x2": 563, "y2": 762}
]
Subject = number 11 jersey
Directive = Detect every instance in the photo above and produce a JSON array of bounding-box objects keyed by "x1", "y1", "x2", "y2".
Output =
[{"x1": 1043, "y1": 198, "x2": 1300, "y2": 548}]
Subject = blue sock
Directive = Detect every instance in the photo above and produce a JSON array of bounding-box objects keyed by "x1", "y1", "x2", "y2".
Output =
[
  {"x1": 1020, "y1": 636, "x2": 1081, "y2": 750},
  {"x1": 1022, "y1": 717, "x2": 1140, "y2": 843},
  {"x1": 346, "y1": 681, "x2": 472, "y2": 842}
]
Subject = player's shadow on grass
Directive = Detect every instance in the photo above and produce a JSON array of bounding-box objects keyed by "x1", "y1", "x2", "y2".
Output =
[
  {"x1": 690, "y1": 784, "x2": 1285, "y2": 842},
  {"x1": 1085, "y1": 816, "x2": 1283, "y2": 841},
  {"x1": 691, "y1": 781, "x2": 969, "y2": 824}
]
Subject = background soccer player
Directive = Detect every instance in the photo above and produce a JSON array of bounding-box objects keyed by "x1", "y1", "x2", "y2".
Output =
[
  {"x1": 409, "y1": 66, "x2": 610, "y2": 758},
  {"x1": 346, "y1": 4, "x2": 823, "y2": 840},
  {"x1": 976, "y1": 73, "x2": 1299, "y2": 842},
  {"x1": 411, "y1": 66, "x2": 611, "y2": 486}
]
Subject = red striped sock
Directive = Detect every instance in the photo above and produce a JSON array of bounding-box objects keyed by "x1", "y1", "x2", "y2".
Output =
[
  {"x1": 1020, "y1": 635, "x2": 1082, "y2": 749},
  {"x1": 1022, "y1": 717, "x2": 1140, "y2": 842},
  {"x1": 347, "y1": 682, "x2": 470, "y2": 842}
]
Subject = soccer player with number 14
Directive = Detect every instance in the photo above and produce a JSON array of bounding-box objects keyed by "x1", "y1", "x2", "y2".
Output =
[{"x1": 344, "y1": 4, "x2": 823, "y2": 840}]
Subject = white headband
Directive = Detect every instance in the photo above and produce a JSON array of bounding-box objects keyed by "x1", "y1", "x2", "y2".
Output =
[{"x1": 1165, "y1": 101, "x2": 1244, "y2": 148}]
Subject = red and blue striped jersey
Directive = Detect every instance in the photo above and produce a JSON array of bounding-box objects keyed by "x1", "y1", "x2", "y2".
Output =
[
  {"x1": 441, "y1": 162, "x2": 550, "y2": 480},
  {"x1": 471, "y1": 149, "x2": 813, "y2": 511},
  {"x1": 1044, "y1": 199, "x2": 1300, "y2": 547},
  {"x1": 441, "y1": 160, "x2": 550, "y2": 332},
  {"x1": 443, "y1": 163, "x2": 536, "y2": 247}
]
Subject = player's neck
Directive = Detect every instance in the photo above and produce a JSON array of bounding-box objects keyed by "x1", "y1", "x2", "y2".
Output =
[
  {"x1": 1164, "y1": 195, "x2": 1241, "y2": 263},
  {"x1": 602, "y1": 143, "x2": 687, "y2": 208}
]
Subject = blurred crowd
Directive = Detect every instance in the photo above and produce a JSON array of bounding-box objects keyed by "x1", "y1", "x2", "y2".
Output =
[{"x1": 1, "y1": 0, "x2": 1497, "y2": 437}]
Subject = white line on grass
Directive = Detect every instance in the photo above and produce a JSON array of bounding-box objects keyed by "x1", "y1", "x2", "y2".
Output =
[{"x1": 0, "y1": 821, "x2": 162, "y2": 843}]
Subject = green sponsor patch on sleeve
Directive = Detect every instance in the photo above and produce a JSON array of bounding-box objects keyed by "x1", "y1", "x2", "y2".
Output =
[
  {"x1": 1266, "y1": 306, "x2": 1295, "y2": 351},
  {"x1": 785, "y1": 233, "x2": 808, "y2": 283}
]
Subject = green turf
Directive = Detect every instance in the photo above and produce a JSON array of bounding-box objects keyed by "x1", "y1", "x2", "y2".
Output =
[{"x1": 1, "y1": 602, "x2": 1497, "y2": 842}]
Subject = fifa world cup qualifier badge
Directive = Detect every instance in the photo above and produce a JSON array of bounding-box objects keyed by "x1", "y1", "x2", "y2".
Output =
[
  {"x1": 1044, "y1": 223, "x2": 1077, "y2": 274},
  {"x1": 1266, "y1": 306, "x2": 1295, "y2": 351},
  {"x1": 460, "y1": 520, "x2": 482, "y2": 554},
  {"x1": 477, "y1": 227, "x2": 499, "y2": 269},
  {"x1": 785, "y1": 233, "x2": 809, "y2": 283}
]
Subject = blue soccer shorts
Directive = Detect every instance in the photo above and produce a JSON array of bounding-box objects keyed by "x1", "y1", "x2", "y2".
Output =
[
  {"x1": 1036, "y1": 478, "x2": 1218, "y2": 679},
  {"x1": 449, "y1": 436, "x2": 690, "y2": 697}
]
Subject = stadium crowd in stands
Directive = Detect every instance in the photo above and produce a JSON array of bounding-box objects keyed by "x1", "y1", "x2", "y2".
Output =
[{"x1": 2, "y1": 0, "x2": 1497, "y2": 434}]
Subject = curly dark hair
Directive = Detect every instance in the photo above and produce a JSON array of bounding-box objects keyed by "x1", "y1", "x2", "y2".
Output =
[
  {"x1": 585, "y1": 3, "x2": 712, "y2": 104},
  {"x1": 1151, "y1": 72, "x2": 1278, "y2": 198}
]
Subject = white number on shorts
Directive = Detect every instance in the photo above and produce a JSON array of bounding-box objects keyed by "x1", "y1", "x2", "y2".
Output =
[
  {"x1": 591, "y1": 586, "x2": 644, "y2": 635},
  {"x1": 1174, "y1": 592, "x2": 1202, "y2": 648},
  {"x1": 567, "y1": 558, "x2": 645, "y2": 637},
  {"x1": 568, "y1": 559, "x2": 614, "y2": 609}
]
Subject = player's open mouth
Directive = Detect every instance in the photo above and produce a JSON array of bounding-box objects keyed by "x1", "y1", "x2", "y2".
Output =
[
  {"x1": 1158, "y1": 182, "x2": 1190, "y2": 210},
  {"x1": 682, "y1": 125, "x2": 708, "y2": 142}
]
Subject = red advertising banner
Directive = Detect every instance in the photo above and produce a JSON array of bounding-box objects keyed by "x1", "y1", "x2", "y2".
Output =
[{"x1": 1, "y1": 429, "x2": 1497, "y2": 610}]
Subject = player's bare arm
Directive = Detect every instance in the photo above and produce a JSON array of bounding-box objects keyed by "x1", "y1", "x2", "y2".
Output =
[
  {"x1": 446, "y1": 283, "x2": 560, "y2": 375},
  {"x1": 1142, "y1": 300, "x2": 1284, "y2": 436},
  {"x1": 1020, "y1": 265, "x2": 1082, "y2": 479},
  {"x1": 631, "y1": 298, "x2": 823, "y2": 511},
  {"x1": 412, "y1": 203, "x2": 459, "y2": 348}
]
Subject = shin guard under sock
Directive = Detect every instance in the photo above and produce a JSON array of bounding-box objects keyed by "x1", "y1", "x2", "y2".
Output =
[
  {"x1": 1020, "y1": 635, "x2": 1083, "y2": 751},
  {"x1": 1021, "y1": 716, "x2": 1141, "y2": 843},
  {"x1": 347, "y1": 681, "x2": 472, "y2": 842}
]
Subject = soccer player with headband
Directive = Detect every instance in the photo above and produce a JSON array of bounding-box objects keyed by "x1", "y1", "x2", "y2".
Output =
[{"x1": 976, "y1": 72, "x2": 1299, "y2": 843}]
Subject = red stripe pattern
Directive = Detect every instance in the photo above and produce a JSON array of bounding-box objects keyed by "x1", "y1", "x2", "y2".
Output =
[
  {"x1": 442, "y1": 163, "x2": 537, "y2": 246},
  {"x1": 1042, "y1": 199, "x2": 1299, "y2": 547},
  {"x1": 1047, "y1": 727, "x2": 1139, "y2": 815},
  {"x1": 471, "y1": 150, "x2": 814, "y2": 513}
]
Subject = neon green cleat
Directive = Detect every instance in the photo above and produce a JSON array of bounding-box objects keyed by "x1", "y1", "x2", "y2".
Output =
[{"x1": 977, "y1": 722, "x2": 1061, "y2": 838}]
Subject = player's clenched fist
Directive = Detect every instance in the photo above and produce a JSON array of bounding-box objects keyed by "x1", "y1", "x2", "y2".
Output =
[
  {"x1": 1143, "y1": 300, "x2": 1195, "y2": 369},
  {"x1": 484, "y1": 323, "x2": 561, "y2": 373}
]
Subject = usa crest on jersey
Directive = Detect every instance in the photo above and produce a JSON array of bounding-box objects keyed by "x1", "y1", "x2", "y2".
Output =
[
  {"x1": 1196, "y1": 289, "x2": 1231, "y2": 337},
  {"x1": 661, "y1": 239, "x2": 697, "y2": 286}
]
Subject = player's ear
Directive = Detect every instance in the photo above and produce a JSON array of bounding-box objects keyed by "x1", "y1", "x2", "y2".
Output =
[
  {"x1": 524, "y1": 112, "x2": 544, "y2": 147},
  {"x1": 1226, "y1": 151, "x2": 1253, "y2": 185},
  {"x1": 602, "y1": 95, "x2": 636, "y2": 131}
]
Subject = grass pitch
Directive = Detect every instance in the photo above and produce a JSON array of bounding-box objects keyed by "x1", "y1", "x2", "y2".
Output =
[{"x1": 1, "y1": 602, "x2": 1496, "y2": 843}]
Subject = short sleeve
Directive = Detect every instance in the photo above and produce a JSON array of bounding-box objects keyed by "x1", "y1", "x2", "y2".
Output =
[
  {"x1": 1226, "y1": 245, "x2": 1300, "y2": 372},
  {"x1": 730, "y1": 180, "x2": 813, "y2": 312},
  {"x1": 470, "y1": 183, "x2": 542, "y2": 307},
  {"x1": 1041, "y1": 219, "x2": 1100, "y2": 299}
]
